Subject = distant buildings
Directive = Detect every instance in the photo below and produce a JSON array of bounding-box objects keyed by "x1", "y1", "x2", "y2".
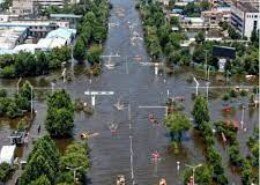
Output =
[
  {"x1": 34, "y1": 0, "x2": 65, "y2": 8},
  {"x1": 0, "y1": 27, "x2": 76, "y2": 54},
  {"x1": 230, "y1": 1, "x2": 259, "y2": 38},
  {"x1": 202, "y1": 7, "x2": 231, "y2": 27},
  {"x1": 9, "y1": 0, "x2": 38, "y2": 16},
  {"x1": 9, "y1": 0, "x2": 66, "y2": 16},
  {"x1": 0, "y1": 27, "x2": 28, "y2": 50}
]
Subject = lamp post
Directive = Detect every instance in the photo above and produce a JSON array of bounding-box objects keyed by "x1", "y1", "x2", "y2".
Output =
[
  {"x1": 193, "y1": 76, "x2": 199, "y2": 96},
  {"x1": 177, "y1": 161, "x2": 180, "y2": 175},
  {"x1": 66, "y1": 166, "x2": 82, "y2": 183},
  {"x1": 185, "y1": 163, "x2": 202, "y2": 185}
]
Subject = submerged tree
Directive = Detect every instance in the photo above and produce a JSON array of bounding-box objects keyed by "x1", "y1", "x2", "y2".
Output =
[
  {"x1": 164, "y1": 112, "x2": 191, "y2": 142},
  {"x1": 192, "y1": 96, "x2": 210, "y2": 128},
  {"x1": 45, "y1": 90, "x2": 74, "y2": 138},
  {"x1": 20, "y1": 135, "x2": 60, "y2": 185}
]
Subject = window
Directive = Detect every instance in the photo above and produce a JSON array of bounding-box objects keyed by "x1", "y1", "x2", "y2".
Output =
[
  {"x1": 253, "y1": 20, "x2": 257, "y2": 30},
  {"x1": 255, "y1": 15, "x2": 258, "y2": 18}
]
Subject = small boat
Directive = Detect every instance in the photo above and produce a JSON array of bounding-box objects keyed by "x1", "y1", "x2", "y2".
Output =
[
  {"x1": 116, "y1": 175, "x2": 126, "y2": 185},
  {"x1": 114, "y1": 99, "x2": 124, "y2": 111},
  {"x1": 104, "y1": 61, "x2": 116, "y2": 69},
  {"x1": 148, "y1": 113, "x2": 158, "y2": 125},
  {"x1": 159, "y1": 178, "x2": 167, "y2": 185},
  {"x1": 80, "y1": 132, "x2": 99, "y2": 139},
  {"x1": 133, "y1": 55, "x2": 142, "y2": 61}
]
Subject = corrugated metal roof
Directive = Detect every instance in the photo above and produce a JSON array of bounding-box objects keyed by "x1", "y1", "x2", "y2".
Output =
[
  {"x1": 0, "y1": 145, "x2": 16, "y2": 164},
  {"x1": 46, "y1": 28, "x2": 76, "y2": 40}
]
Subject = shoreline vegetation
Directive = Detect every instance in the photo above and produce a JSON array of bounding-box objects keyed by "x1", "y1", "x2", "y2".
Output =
[
  {"x1": 137, "y1": 0, "x2": 259, "y2": 77},
  {"x1": 0, "y1": 0, "x2": 110, "y2": 79}
]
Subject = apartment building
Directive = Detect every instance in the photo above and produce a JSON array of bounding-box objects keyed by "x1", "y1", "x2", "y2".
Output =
[{"x1": 230, "y1": 1, "x2": 259, "y2": 38}]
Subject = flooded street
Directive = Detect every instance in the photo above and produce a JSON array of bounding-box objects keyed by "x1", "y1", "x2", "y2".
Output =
[{"x1": 0, "y1": 0, "x2": 259, "y2": 184}]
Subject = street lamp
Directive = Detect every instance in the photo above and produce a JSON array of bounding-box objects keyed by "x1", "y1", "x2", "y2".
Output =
[
  {"x1": 66, "y1": 166, "x2": 82, "y2": 183},
  {"x1": 193, "y1": 76, "x2": 199, "y2": 96},
  {"x1": 185, "y1": 163, "x2": 202, "y2": 185},
  {"x1": 177, "y1": 161, "x2": 180, "y2": 174}
]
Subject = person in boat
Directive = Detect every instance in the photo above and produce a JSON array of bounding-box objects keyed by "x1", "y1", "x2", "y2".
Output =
[
  {"x1": 116, "y1": 175, "x2": 126, "y2": 185},
  {"x1": 148, "y1": 113, "x2": 159, "y2": 125},
  {"x1": 159, "y1": 178, "x2": 167, "y2": 185}
]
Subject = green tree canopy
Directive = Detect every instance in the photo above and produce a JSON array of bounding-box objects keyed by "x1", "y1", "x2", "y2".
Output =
[
  {"x1": 45, "y1": 90, "x2": 74, "y2": 138},
  {"x1": 20, "y1": 135, "x2": 60, "y2": 185},
  {"x1": 192, "y1": 96, "x2": 210, "y2": 128},
  {"x1": 164, "y1": 112, "x2": 192, "y2": 142}
]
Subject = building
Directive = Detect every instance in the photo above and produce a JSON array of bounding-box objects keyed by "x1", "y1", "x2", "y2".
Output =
[
  {"x1": 0, "y1": 27, "x2": 28, "y2": 50},
  {"x1": 0, "y1": 21, "x2": 61, "y2": 38},
  {"x1": 34, "y1": 0, "x2": 65, "y2": 8},
  {"x1": 0, "y1": 145, "x2": 16, "y2": 165},
  {"x1": 9, "y1": 0, "x2": 38, "y2": 16},
  {"x1": 13, "y1": 27, "x2": 76, "y2": 53},
  {"x1": 50, "y1": 14, "x2": 82, "y2": 28},
  {"x1": 230, "y1": 1, "x2": 259, "y2": 38},
  {"x1": 202, "y1": 7, "x2": 231, "y2": 27},
  {"x1": 180, "y1": 17, "x2": 208, "y2": 29}
]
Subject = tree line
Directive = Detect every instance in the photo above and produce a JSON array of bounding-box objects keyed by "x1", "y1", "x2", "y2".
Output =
[
  {"x1": 19, "y1": 135, "x2": 90, "y2": 185},
  {"x1": 73, "y1": 0, "x2": 109, "y2": 64},
  {"x1": 0, "y1": 47, "x2": 70, "y2": 78},
  {"x1": 0, "y1": 81, "x2": 33, "y2": 118},
  {"x1": 138, "y1": 1, "x2": 259, "y2": 76}
]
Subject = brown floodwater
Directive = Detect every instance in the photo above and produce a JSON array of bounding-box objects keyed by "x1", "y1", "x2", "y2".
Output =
[{"x1": 0, "y1": 0, "x2": 259, "y2": 184}]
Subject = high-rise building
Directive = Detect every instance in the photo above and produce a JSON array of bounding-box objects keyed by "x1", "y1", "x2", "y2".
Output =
[{"x1": 230, "y1": 1, "x2": 259, "y2": 38}]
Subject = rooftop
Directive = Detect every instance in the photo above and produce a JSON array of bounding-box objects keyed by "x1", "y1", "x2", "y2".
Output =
[
  {"x1": 234, "y1": 2, "x2": 258, "y2": 13},
  {"x1": 46, "y1": 28, "x2": 76, "y2": 40},
  {"x1": 0, "y1": 145, "x2": 16, "y2": 164},
  {"x1": 50, "y1": 14, "x2": 83, "y2": 18}
]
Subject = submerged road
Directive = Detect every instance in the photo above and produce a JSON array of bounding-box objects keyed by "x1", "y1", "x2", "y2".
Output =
[{"x1": 0, "y1": 0, "x2": 258, "y2": 184}]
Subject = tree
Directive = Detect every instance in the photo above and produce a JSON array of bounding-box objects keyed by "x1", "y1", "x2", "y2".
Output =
[
  {"x1": 183, "y1": 164, "x2": 213, "y2": 185},
  {"x1": 250, "y1": 29, "x2": 259, "y2": 46},
  {"x1": 195, "y1": 31, "x2": 205, "y2": 44},
  {"x1": 28, "y1": 175, "x2": 51, "y2": 185},
  {"x1": 228, "y1": 26, "x2": 241, "y2": 39},
  {"x1": 200, "y1": 1, "x2": 211, "y2": 11},
  {"x1": 59, "y1": 142, "x2": 90, "y2": 184},
  {"x1": 164, "y1": 112, "x2": 192, "y2": 142},
  {"x1": 20, "y1": 81, "x2": 33, "y2": 101},
  {"x1": 73, "y1": 37, "x2": 86, "y2": 62},
  {"x1": 20, "y1": 135, "x2": 60, "y2": 185},
  {"x1": 192, "y1": 96, "x2": 210, "y2": 128},
  {"x1": 86, "y1": 44, "x2": 103, "y2": 64},
  {"x1": 45, "y1": 90, "x2": 74, "y2": 138},
  {"x1": 0, "y1": 89, "x2": 7, "y2": 97},
  {"x1": 0, "y1": 162, "x2": 12, "y2": 182}
]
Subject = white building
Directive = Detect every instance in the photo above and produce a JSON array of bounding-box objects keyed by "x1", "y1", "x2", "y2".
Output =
[
  {"x1": 10, "y1": 0, "x2": 38, "y2": 16},
  {"x1": 34, "y1": 0, "x2": 64, "y2": 8},
  {"x1": 230, "y1": 2, "x2": 259, "y2": 38},
  {"x1": 0, "y1": 145, "x2": 16, "y2": 165}
]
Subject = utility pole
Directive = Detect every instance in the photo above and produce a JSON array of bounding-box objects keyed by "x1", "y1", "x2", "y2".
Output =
[
  {"x1": 240, "y1": 104, "x2": 245, "y2": 130},
  {"x1": 185, "y1": 163, "x2": 202, "y2": 185},
  {"x1": 205, "y1": 50, "x2": 208, "y2": 80},
  {"x1": 193, "y1": 76, "x2": 199, "y2": 96},
  {"x1": 66, "y1": 166, "x2": 82, "y2": 183}
]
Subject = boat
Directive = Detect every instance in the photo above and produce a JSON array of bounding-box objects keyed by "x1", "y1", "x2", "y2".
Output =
[
  {"x1": 116, "y1": 175, "x2": 126, "y2": 185},
  {"x1": 104, "y1": 57, "x2": 116, "y2": 69},
  {"x1": 80, "y1": 132, "x2": 99, "y2": 139},
  {"x1": 159, "y1": 178, "x2": 167, "y2": 185},
  {"x1": 148, "y1": 113, "x2": 158, "y2": 124},
  {"x1": 114, "y1": 99, "x2": 124, "y2": 110}
]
